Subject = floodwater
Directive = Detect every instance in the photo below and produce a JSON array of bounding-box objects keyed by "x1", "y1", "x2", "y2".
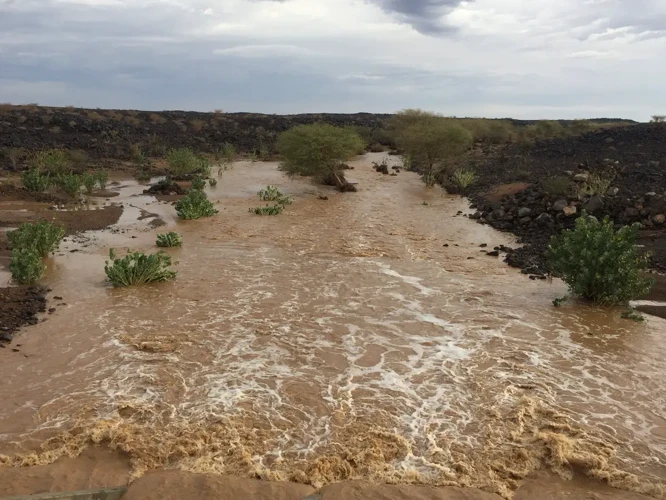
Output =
[{"x1": 0, "y1": 154, "x2": 665, "y2": 498}]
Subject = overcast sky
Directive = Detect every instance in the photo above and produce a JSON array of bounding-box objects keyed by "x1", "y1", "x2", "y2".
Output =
[{"x1": 1, "y1": 0, "x2": 664, "y2": 120}]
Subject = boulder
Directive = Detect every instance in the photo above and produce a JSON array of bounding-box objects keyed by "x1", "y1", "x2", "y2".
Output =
[
  {"x1": 552, "y1": 199, "x2": 568, "y2": 211},
  {"x1": 583, "y1": 195, "x2": 604, "y2": 213},
  {"x1": 625, "y1": 207, "x2": 640, "y2": 220},
  {"x1": 653, "y1": 214, "x2": 666, "y2": 225},
  {"x1": 563, "y1": 205, "x2": 577, "y2": 216},
  {"x1": 607, "y1": 187, "x2": 619, "y2": 197},
  {"x1": 518, "y1": 207, "x2": 531, "y2": 217},
  {"x1": 470, "y1": 211, "x2": 482, "y2": 220},
  {"x1": 519, "y1": 216, "x2": 532, "y2": 224},
  {"x1": 573, "y1": 173, "x2": 589, "y2": 182}
]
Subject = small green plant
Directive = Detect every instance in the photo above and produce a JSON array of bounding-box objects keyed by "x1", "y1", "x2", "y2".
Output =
[
  {"x1": 166, "y1": 148, "x2": 200, "y2": 178},
  {"x1": 195, "y1": 156, "x2": 212, "y2": 177},
  {"x1": 56, "y1": 173, "x2": 82, "y2": 197},
  {"x1": 129, "y1": 143, "x2": 146, "y2": 165},
  {"x1": 209, "y1": 178, "x2": 218, "y2": 187},
  {"x1": 547, "y1": 214, "x2": 654, "y2": 305},
  {"x1": 7, "y1": 220, "x2": 65, "y2": 257},
  {"x1": 95, "y1": 170, "x2": 109, "y2": 190},
  {"x1": 191, "y1": 175, "x2": 206, "y2": 190},
  {"x1": 450, "y1": 168, "x2": 477, "y2": 191},
  {"x1": 175, "y1": 190, "x2": 218, "y2": 219},
  {"x1": 21, "y1": 168, "x2": 51, "y2": 192},
  {"x1": 220, "y1": 142, "x2": 235, "y2": 168},
  {"x1": 9, "y1": 248, "x2": 45, "y2": 285},
  {"x1": 156, "y1": 232, "x2": 183, "y2": 248},
  {"x1": 250, "y1": 204, "x2": 285, "y2": 215},
  {"x1": 135, "y1": 168, "x2": 152, "y2": 183},
  {"x1": 82, "y1": 173, "x2": 98, "y2": 194},
  {"x1": 104, "y1": 249, "x2": 177, "y2": 287},
  {"x1": 257, "y1": 185, "x2": 283, "y2": 201},
  {"x1": 552, "y1": 296, "x2": 568, "y2": 307},
  {"x1": 422, "y1": 201, "x2": 429, "y2": 206},
  {"x1": 621, "y1": 308, "x2": 645, "y2": 322}
]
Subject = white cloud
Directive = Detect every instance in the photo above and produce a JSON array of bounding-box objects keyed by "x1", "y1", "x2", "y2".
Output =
[{"x1": 0, "y1": 0, "x2": 664, "y2": 119}]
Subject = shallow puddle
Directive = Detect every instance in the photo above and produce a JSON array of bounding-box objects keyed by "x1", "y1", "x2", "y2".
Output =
[{"x1": 0, "y1": 154, "x2": 665, "y2": 498}]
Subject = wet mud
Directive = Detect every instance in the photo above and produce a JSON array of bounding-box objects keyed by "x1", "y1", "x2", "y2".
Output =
[{"x1": 0, "y1": 155, "x2": 665, "y2": 499}]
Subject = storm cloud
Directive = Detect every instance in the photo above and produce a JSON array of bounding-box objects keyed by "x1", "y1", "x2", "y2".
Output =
[{"x1": 0, "y1": 0, "x2": 664, "y2": 119}]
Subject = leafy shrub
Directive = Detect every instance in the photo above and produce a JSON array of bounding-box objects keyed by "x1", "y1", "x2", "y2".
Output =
[
  {"x1": 56, "y1": 173, "x2": 82, "y2": 197},
  {"x1": 175, "y1": 190, "x2": 218, "y2": 219},
  {"x1": 195, "y1": 156, "x2": 212, "y2": 178},
  {"x1": 547, "y1": 215, "x2": 654, "y2": 305},
  {"x1": 82, "y1": 173, "x2": 98, "y2": 194},
  {"x1": 191, "y1": 175, "x2": 206, "y2": 190},
  {"x1": 209, "y1": 178, "x2": 217, "y2": 187},
  {"x1": 156, "y1": 232, "x2": 183, "y2": 248},
  {"x1": 277, "y1": 123, "x2": 364, "y2": 190},
  {"x1": 250, "y1": 204, "x2": 285, "y2": 215},
  {"x1": 30, "y1": 149, "x2": 70, "y2": 176},
  {"x1": 221, "y1": 142, "x2": 235, "y2": 167},
  {"x1": 9, "y1": 248, "x2": 45, "y2": 285},
  {"x1": 129, "y1": 143, "x2": 146, "y2": 165},
  {"x1": 166, "y1": 148, "x2": 200, "y2": 178},
  {"x1": 541, "y1": 176, "x2": 571, "y2": 196},
  {"x1": 257, "y1": 185, "x2": 283, "y2": 201},
  {"x1": 95, "y1": 170, "x2": 109, "y2": 190},
  {"x1": 7, "y1": 220, "x2": 65, "y2": 257},
  {"x1": 21, "y1": 168, "x2": 51, "y2": 192},
  {"x1": 104, "y1": 249, "x2": 177, "y2": 287},
  {"x1": 450, "y1": 168, "x2": 477, "y2": 192}
]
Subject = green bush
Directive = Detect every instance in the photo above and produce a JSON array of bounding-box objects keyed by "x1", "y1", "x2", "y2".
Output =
[
  {"x1": 9, "y1": 248, "x2": 45, "y2": 285},
  {"x1": 30, "y1": 149, "x2": 70, "y2": 176},
  {"x1": 175, "y1": 189, "x2": 218, "y2": 219},
  {"x1": 547, "y1": 215, "x2": 654, "y2": 305},
  {"x1": 56, "y1": 173, "x2": 82, "y2": 197},
  {"x1": 166, "y1": 148, "x2": 201, "y2": 178},
  {"x1": 250, "y1": 204, "x2": 285, "y2": 215},
  {"x1": 221, "y1": 142, "x2": 235, "y2": 167},
  {"x1": 82, "y1": 173, "x2": 98, "y2": 194},
  {"x1": 129, "y1": 143, "x2": 146, "y2": 165},
  {"x1": 135, "y1": 168, "x2": 152, "y2": 183},
  {"x1": 21, "y1": 168, "x2": 51, "y2": 192},
  {"x1": 95, "y1": 170, "x2": 109, "y2": 190},
  {"x1": 208, "y1": 178, "x2": 217, "y2": 187},
  {"x1": 277, "y1": 123, "x2": 364, "y2": 189},
  {"x1": 257, "y1": 186, "x2": 283, "y2": 201},
  {"x1": 104, "y1": 249, "x2": 177, "y2": 287},
  {"x1": 156, "y1": 232, "x2": 183, "y2": 248},
  {"x1": 191, "y1": 175, "x2": 206, "y2": 190},
  {"x1": 7, "y1": 220, "x2": 65, "y2": 257},
  {"x1": 450, "y1": 168, "x2": 477, "y2": 192}
]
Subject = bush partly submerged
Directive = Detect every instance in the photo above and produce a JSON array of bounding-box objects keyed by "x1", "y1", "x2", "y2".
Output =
[
  {"x1": 156, "y1": 232, "x2": 183, "y2": 248},
  {"x1": 7, "y1": 220, "x2": 65, "y2": 257},
  {"x1": 547, "y1": 214, "x2": 654, "y2": 305},
  {"x1": 10, "y1": 248, "x2": 45, "y2": 285},
  {"x1": 175, "y1": 190, "x2": 218, "y2": 220},
  {"x1": 104, "y1": 249, "x2": 177, "y2": 287}
]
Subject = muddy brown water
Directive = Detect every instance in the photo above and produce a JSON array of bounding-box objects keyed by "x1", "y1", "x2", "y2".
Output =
[{"x1": 0, "y1": 154, "x2": 665, "y2": 498}]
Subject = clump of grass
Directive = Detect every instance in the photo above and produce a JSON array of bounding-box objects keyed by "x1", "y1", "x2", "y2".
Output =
[
  {"x1": 56, "y1": 173, "x2": 82, "y2": 197},
  {"x1": 30, "y1": 149, "x2": 70, "y2": 176},
  {"x1": 250, "y1": 204, "x2": 285, "y2": 215},
  {"x1": 129, "y1": 143, "x2": 146, "y2": 165},
  {"x1": 219, "y1": 142, "x2": 235, "y2": 169},
  {"x1": 135, "y1": 168, "x2": 152, "y2": 183},
  {"x1": 175, "y1": 190, "x2": 218, "y2": 219},
  {"x1": 21, "y1": 168, "x2": 51, "y2": 192},
  {"x1": 191, "y1": 175, "x2": 206, "y2": 191},
  {"x1": 95, "y1": 170, "x2": 109, "y2": 190},
  {"x1": 104, "y1": 249, "x2": 177, "y2": 287},
  {"x1": 196, "y1": 156, "x2": 212, "y2": 178},
  {"x1": 209, "y1": 178, "x2": 218, "y2": 187},
  {"x1": 450, "y1": 168, "x2": 477, "y2": 192},
  {"x1": 82, "y1": 173, "x2": 98, "y2": 194},
  {"x1": 7, "y1": 220, "x2": 65, "y2": 257},
  {"x1": 9, "y1": 248, "x2": 45, "y2": 285},
  {"x1": 621, "y1": 308, "x2": 645, "y2": 322},
  {"x1": 584, "y1": 173, "x2": 615, "y2": 197},
  {"x1": 156, "y1": 232, "x2": 183, "y2": 248}
]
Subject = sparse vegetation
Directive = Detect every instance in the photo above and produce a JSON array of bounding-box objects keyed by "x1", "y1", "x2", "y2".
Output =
[
  {"x1": 541, "y1": 176, "x2": 571, "y2": 196},
  {"x1": 21, "y1": 168, "x2": 51, "y2": 193},
  {"x1": 129, "y1": 143, "x2": 146, "y2": 165},
  {"x1": 9, "y1": 248, "x2": 45, "y2": 285},
  {"x1": 82, "y1": 173, "x2": 98, "y2": 194},
  {"x1": 7, "y1": 220, "x2": 65, "y2": 257},
  {"x1": 651, "y1": 115, "x2": 665, "y2": 123},
  {"x1": 95, "y1": 170, "x2": 109, "y2": 190},
  {"x1": 30, "y1": 149, "x2": 70, "y2": 176},
  {"x1": 175, "y1": 190, "x2": 218, "y2": 219},
  {"x1": 104, "y1": 249, "x2": 177, "y2": 287},
  {"x1": 135, "y1": 168, "x2": 152, "y2": 183},
  {"x1": 450, "y1": 168, "x2": 478, "y2": 193},
  {"x1": 208, "y1": 178, "x2": 218, "y2": 187},
  {"x1": 250, "y1": 204, "x2": 285, "y2": 215},
  {"x1": 257, "y1": 185, "x2": 283, "y2": 202},
  {"x1": 191, "y1": 175, "x2": 206, "y2": 190},
  {"x1": 277, "y1": 123, "x2": 364, "y2": 191},
  {"x1": 166, "y1": 148, "x2": 202, "y2": 178},
  {"x1": 156, "y1": 232, "x2": 183, "y2": 248},
  {"x1": 56, "y1": 173, "x2": 82, "y2": 197},
  {"x1": 3, "y1": 147, "x2": 25, "y2": 169},
  {"x1": 584, "y1": 173, "x2": 615, "y2": 197},
  {"x1": 547, "y1": 215, "x2": 654, "y2": 305},
  {"x1": 621, "y1": 308, "x2": 645, "y2": 322}
]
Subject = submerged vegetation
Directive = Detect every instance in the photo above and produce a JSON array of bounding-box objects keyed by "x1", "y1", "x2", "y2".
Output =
[
  {"x1": 175, "y1": 189, "x2": 218, "y2": 219},
  {"x1": 156, "y1": 232, "x2": 183, "y2": 248},
  {"x1": 9, "y1": 248, "x2": 45, "y2": 285},
  {"x1": 104, "y1": 249, "x2": 177, "y2": 287},
  {"x1": 8, "y1": 221, "x2": 65, "y2": 257}
]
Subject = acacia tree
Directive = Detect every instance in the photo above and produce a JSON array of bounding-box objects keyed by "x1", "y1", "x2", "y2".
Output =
[
  {"x1": 277, "y1": 123, "x2": 364, "y2": 191},
  {"x1": 395, "y1": 117, "x2": 473, "y2": 186}
]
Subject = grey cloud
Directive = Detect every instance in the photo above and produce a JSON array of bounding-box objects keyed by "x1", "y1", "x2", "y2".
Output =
[{"x1": 368, "y1": 0, "x2": 469, "y2": 34}]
